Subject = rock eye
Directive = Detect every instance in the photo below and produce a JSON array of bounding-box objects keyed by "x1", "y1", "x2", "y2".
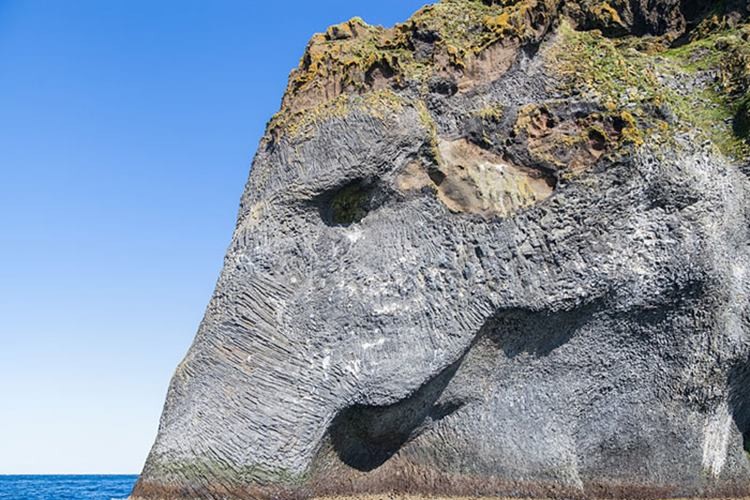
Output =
[{"x1": 320, "y1": 180, "x2": 374, "y2": 226}]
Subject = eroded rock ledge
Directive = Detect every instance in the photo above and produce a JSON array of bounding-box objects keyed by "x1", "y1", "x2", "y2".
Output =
[{"x1": 133, "y1": 0, "x2": 750, "y2": 499}]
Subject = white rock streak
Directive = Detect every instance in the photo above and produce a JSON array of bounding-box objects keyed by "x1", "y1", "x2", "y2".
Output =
[{"x1": 702, "y1": 402, "x2": 732, "y2": 476}]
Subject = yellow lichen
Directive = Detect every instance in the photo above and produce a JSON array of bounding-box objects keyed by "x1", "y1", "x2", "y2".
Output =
[
  {"x1": 476, "y1": 102, "x2": 505, "y2": 121},
  {"x1": 268, "y1": 88, "x2": 408, "y2": 140},
  {"x1": 272, "y1": 0, "x2": 559, "y2": 134},
  {"x1": 415, "y1": 100, "x2": 441, "y2": 162},
  {"x1": 616, "y1": 110, "x2": 644, "y2": 146},
  {"x1": 483, "y1": 12, "x2": 513, "y2": 37},
  {"x1": 591, "y1": 2, "x2": 625, "y2": 28},
  {"x1": 361, "y1": 89, "x2": 406, "y2": 120}
]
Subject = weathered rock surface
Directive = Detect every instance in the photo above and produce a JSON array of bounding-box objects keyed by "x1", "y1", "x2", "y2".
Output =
[{"x1": 133, "y1": 1, "x2": 750, "y2": 498}]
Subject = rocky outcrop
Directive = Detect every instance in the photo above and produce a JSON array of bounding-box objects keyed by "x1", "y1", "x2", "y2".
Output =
[{"x1": 132, "y1": 1, "x2": 750, "y2": 499}]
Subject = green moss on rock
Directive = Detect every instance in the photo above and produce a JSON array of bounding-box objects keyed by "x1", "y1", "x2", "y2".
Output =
[
  {"x1": 270, "y1": 0, "x2": 750, "y2": 158},
  {"x1": 549, "y1": 19, "x2": 750, "y2": 159},
  {"x1": 330, "y1": 184, "x2": 370, "y2": 225},
  {"x1": 271, "y1": 0, "x2": 561, "y2": 137},
  {"x1": 734, "y1": 93, "x2": 750, "y2": 140}
]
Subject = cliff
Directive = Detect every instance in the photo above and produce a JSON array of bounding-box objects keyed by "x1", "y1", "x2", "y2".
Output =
[{"x1": 133, "y1": 1, "x2": 750, "y2": 498}]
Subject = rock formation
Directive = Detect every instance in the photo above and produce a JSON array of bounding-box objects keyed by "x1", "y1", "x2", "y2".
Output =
[{"x1": 132, "y1": 1, "x2": 750, "y2": 498}]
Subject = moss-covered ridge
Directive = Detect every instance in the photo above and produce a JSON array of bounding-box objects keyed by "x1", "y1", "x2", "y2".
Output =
[
  {"x1": 547, "y1": 18, "x2": 750, "y2": 160},
  {"x1": 268, "y1": 0, "x2": 750, "y2": 162},
  {"x1": 269, "y1": 0, "x2": 561, "y2": 138},
  {"x1": 273, "y1": 0, "x2": 711, "y2": 127}
]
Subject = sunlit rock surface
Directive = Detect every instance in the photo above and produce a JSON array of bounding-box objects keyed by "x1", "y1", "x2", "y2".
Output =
[{"x1": 133, "y1": 1, "x2": 750, "y2": 498}]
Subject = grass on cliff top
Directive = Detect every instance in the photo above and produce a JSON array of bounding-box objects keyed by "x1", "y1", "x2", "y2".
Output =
[
  {"x1": 548, "y1": 20, "x2": 750, "y2": 159},
  {"x1": 271, "y1": 0, "x2": 555, "y2": 138},
  {"x1": 662, "y1": 25, "x2": 750, "y2": 159},
  {"x1": 407, "y1": 0, "x2": 553, "y2": 59},
  {"x1": 273, "y1": 0, "x2": 750, "y2": 159}
]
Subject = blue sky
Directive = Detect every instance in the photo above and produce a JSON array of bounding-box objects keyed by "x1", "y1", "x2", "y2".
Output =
[{"x1": 0, "y1": 0, "x2": 427, "y2": 474}]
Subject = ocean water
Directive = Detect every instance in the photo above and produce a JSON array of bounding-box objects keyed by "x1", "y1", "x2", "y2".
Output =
[{"x1": 0, "y1": 475, "x2": 138, "y2": 500}]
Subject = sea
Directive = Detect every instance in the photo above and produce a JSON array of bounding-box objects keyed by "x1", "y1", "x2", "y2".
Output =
[{"x1": 0, "y1": 475, "x2": 138, "y2": 500}]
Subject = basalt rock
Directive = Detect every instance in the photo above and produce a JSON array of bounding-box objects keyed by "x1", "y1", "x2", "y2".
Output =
[{"x1": 132, "y1": 1, "x2": 750, "y2": 499}]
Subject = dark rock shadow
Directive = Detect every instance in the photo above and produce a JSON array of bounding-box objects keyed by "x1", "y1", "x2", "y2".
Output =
[
  {"x1": 314, "y1": 177, "x2": 390, "y2": 227},
  {"x1": 480, "y1": 302, "x2": 602, "y2": 359},
  {"x1": 326, "y1": 302, "x2": 603, "y2": 472},
  {"x1": 328, "y1": 360, "x2": 463, "y2": 472},
  {"x1": 728, "y1": 357, "x2": 750, "y2": 457}
]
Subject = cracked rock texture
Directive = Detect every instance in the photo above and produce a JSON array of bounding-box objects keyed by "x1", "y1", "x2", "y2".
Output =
[{"x1": 133, "y1": 0, "x2": 750, "y2": 498}]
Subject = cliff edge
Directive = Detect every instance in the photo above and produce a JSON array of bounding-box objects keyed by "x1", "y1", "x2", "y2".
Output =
[{"x1": 133, "y1": 1, "x2": 750, "y2": 498}]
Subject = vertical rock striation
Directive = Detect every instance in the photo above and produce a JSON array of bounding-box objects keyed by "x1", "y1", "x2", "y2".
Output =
[{"x1": 133, "y1": 1, "x2": 750, "y2": 498}]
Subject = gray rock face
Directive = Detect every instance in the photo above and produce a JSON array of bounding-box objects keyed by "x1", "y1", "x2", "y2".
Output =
[{"x1": 132, "y1": 1, "x2": 750, "y2": 498}]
